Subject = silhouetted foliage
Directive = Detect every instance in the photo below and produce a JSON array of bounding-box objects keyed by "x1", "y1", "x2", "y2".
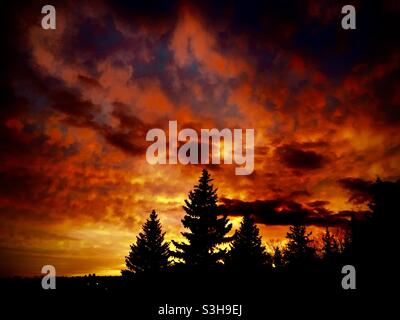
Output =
[
  {"x1": 368, "y1": 178, "x2": 400, "y2": 255},
  {"x1": 350, "y1": 178, "x2": 400, "y2": 288},
  {"x1": 172, "y1": 169, "x2": 232, "y2": 269},
  {"x1": 320, "y1": 227, "x2": 342, "y2": 271},
  {"x1": 321, "y1": 228, "x2": 339, "y2": 259},
  {"x1": 117, "y1": 172, "x2": 398, "y2": 296},
  {"x1": 226, "y1": 215, "x2": 270, "y2": 270},
  {"x1": 369, "y1": 177, "x2": 400, "y2": 223},
  {"x1": 124, "y1": 210, "x2": 170, "y2": 274},
  {"x1": 273, "y1": 246, "x2": 284, "y2": 269},
  {"x1": 283, "y1": 224, "x2": 316, "y2": 267},
  {"x1": 336, "y1": 227, "x2": 353, "y2": 271}
]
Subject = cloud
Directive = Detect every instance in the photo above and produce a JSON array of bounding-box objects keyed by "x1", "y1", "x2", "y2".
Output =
[
  {"x1": 78, "y1": 75, "x2": 102, "y2": 89},
  {"x1": 338, "y1": 178, "x2": 374, "y2": 204},
  {"x1": 220, "y1": 197, "x2": 350, "y2": 227},
  {"x1": 50, "y1": 89, "x2": 100, "y2": 123},
  {"x1": 275, "y1": 144, "x2": 326, "y2": 170},
  {"x1": 307, "y1": 200, "x2": 330, "y2": 208}
]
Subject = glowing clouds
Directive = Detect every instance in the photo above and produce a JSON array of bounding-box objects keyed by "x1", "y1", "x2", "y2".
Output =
[{"x1": 146, "y1": 121, "x2": 254, "y2": 175}]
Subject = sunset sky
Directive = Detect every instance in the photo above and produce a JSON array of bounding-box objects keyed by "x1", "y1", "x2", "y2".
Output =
[{"x1": 1, "y1": 0, "x2": 399, "y2": 276}]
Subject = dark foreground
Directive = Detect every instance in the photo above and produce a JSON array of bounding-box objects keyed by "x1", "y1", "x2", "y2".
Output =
[{"x1": 1, "y1": 267, "x2": 390, "y2": 319}]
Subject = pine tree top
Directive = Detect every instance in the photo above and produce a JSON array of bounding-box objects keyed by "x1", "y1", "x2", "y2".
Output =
[
  {"x1": 150, "y1": 209, "x2": 157, "y2": 220},
  {"x1": 227, "y1": 215, "x2": 269, "y2": 269},
  {"x1": 233, "y1": 215, "x2": 263, "y2": 247},
  {"x1": 284, "y1": 224, "x2": 316, "y2": 265},
  {"x1": 183, "y1": 169, "x2": 219, "y2": 217}
]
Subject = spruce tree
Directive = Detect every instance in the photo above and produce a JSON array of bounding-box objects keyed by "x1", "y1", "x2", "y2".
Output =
[
  {"x1": 273, "y1": 246, "x2": 284, "y2": 269},
  {"x1": 321, "y1": 228, "x2": 339, "y2": 260},
  {"x1": 124, "y1": 210, "x2": 170, "y2": 274},
  {"x1": 172, "y1": 169, "x2": 232, "y2": 269},
  {"x1": 283, "y1": 224, "x2": 316, "y2": 267},
  {"x1": 226, "y1": 215, "x2": 269, "y2": 270}
]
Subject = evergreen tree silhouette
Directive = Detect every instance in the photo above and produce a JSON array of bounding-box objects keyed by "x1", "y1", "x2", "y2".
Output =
[
  {"x1": 368, "y1": 177, "x2": 400, "y2": 224},
  {"x1": 341, "y1": 228, "x2": 353, "y2": 255},
  {"x1": 273, "y1": 246, "x2": 284, "y2": 269},
  {"x1": 124, "y1": 210, "x2": 170, "y2": 274},
  {"x1": 283, "y1": 224, "x2": 316, "y2": 267},
  {"x1": 321, "y1": 227, "x2": 341, "y2": 271},
  {"x1": 172, "y1": 169, "x2": 232, "y2": 269},
  {"x1": 357, "y1": 178, "x2": 400, "y2": 289},
  {"x1": 321, "y1": 228, "x2": 339, "y2": 260},
  {"x1": 226, "y1": 215, "x2": 269, "y2": 270},
  {"x1": 367, "y1": 178, "x2": 400, "y2": 251}
]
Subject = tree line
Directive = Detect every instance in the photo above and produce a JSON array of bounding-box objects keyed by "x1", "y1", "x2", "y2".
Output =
[{"x1": 122, "y1": 169, "x2": 398, "y2": 276}]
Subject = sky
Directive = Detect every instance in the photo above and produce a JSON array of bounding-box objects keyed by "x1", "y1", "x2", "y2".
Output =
[{"x1": 1, "y1": 0, "x2": 399, "y2": 276}]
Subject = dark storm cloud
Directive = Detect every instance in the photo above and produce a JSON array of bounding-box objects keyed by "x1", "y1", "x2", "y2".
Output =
[
  {"x1": 61, "y1": 13, "x2": 126, "y2": 64},
  {"x1": 49, "y1": 85, "x2": 153, "y2": 157},
  {"x1": 339, "y1": 178, "x2": 400, "y2": 208},
  {"x1": 198, "y1": 0, "x2": 400, "y2": 81},
  {"x1": 105, "y1": 0, "x2": 179, "y2": 28},
  {"x1": 335, "y1": 209, "x2": 370, "y2": 222},
  {"x1": 288, "y1": 190, "x2": 311, "y2": 198},
  {"x1": 105, "y1": 102, "x2": 160, "y2": 156},
  {"x1": 50, "y1": 90, "x2": 100, "y2": 123},
  {"x1": 275, "y1": 144, "x2": 326, "y2": 170},
  {"x1": 4, "y1": 67, "x2": 150, "y2": 159},
  {"x1": 0, "y1": 87, "x2": 29, "y2": 126},
  {"x1": 112, "y1": 102, "x2": 150, "y2": 131},
  {"x1": 0, "y1": 168, "x2": 67, "y2": 206},
  {"x1": 338, "y1": 177, "x2": 373, "y2": 204},
  {"x1": 384, "y1": 143, "x2": 400, "y2": 158},
  {"x1": 307, "y1": 200, "x2": 330, "y2": 208},
  {"x1": 371, "y1": 68, "x2": 400, "y2": 126},
  {"x1": 0, "y1": 111, "x2": 79, "y2": 164},
  {"x1": 78, "y1": 75, "x2": 102, "y2": 89},
  {"x1": 298, "y1": 140, "x2": 330, "y2": 149},
  {"x1": 101, "y1": 130, "x2": 146, "y2": 156},
  {"x1": 220, "y1": 197, "x2": 349, "y2": 226},
  {"x1": 323, "y1": 96, "x2": 348, "y2": 124}
]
